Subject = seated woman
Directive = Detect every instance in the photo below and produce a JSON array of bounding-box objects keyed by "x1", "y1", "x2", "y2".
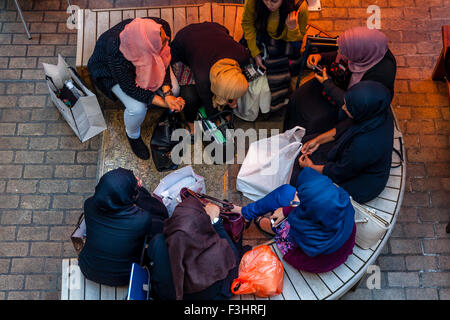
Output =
[
  {"x1": 241, "y1": 0, "x2": 309, "y2": 113},
  {"x1": 290, "y1": 80, "x2": 394, "y2": 203},
  {"x1": 284, "y1": 26, "x2": 396, "y2": 136},
  {"x1": 78, "y1": 168, "x2": 169, "y2": 286},
  {"x1": 88, "y1": 17, "x2": 185, "y2": 160},
  {"x1": 170, "y1": 22, "x2": 250, "y2": 136},
  {"x1": 231, "y1": 167, "x2": 355, "y2": 273},
  {"x1": 147, "y1": 197, "x2": 243, "y2": 300}
]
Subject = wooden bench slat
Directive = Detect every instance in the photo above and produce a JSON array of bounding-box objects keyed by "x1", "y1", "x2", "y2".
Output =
[
  {"x1": 75, "y1": 8, "x2": 84, "y2": 70},
  {"x1": 389, "y1": 165, "x2": 402, "y2": 177},
  {"x1": 233, "y1": 6, "x2": 244, "y2": 42},
  {"x1": 223, "y1": 5, "x2": 237, "y2": 38},
  {"x1": 378, "y1": 186, "x2": 400, "y2": 202},
  {"x1": 61, "y1": 258, "x2": 70, "y2": 300},
  {"x1": 116, "y1": 286, "x2": 128, "y2": 300},
  {"x1": 160, "y1": 8, "x2": 174, "y2": 38},
  {"x1": 318, "y1": 271, "x2": 344, "y2": 293},
  {"x1": 199, "y1": 2, "x2": 212, "y2": 23},
  {"x1": 85, "y1": 279, "x2": 100, "y2": 300},
  {"x1": 100, "y1": 284, "x2": 116, "y2": 300},
  {"x1": 298, "y1": 271, "x2": 331, "y2": 300},
  {"x1": 174, "y1": 7, "x2": 187, "y2": 36},
  {"x1": 109, "y1": 10, "x2": 122, "y2": 28},
  {"x1": 386, "y1": 175, "x2": 401, "y2": 189},
  {"x1": 332, "y1": 264, "x2": 355, "y2": 283},
  {"x1": 352, "y1": 245, "x2": 374, "y2": 262},
  {"x1": 96, "y1": 11, "x2": 109, "y2": 40},
  {"x1": 186, "y1": 6, "x2": 199, "y2": 24},
  {"x1": 365, "y1": 197, "x2": 396, "y2": 214},
  {"x1": 344, "y1": 254, "x2": 365, "y2": 273},
  {"x1": 68, "y1": 259, "x2": 85, "y2": 300},
  {"x1": 136, "y1": 9, "x2": 148, "y2": 18},
  {"x1": 82, "y1": 10, "x2": 97, "y2": 67},
  {"x1": 212, "y1": 3, "x2": 224, "y2": 25},
  {"x1": 148, "y1": 8, "x2": 160, "y2": 18},
  {"x1": 122, "y1": 9, "x2": 135, "y2": 20}
]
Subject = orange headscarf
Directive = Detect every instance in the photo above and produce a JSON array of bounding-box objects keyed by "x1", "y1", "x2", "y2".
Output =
[
  {"x1": 210, "y1": 58, "x2": 249, "y2": 110},
  {"x1": 119, "y1": 18, "x2": 171, "y2": 91}
]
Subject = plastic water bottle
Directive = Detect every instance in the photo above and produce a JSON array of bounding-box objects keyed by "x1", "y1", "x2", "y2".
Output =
[{"x1": 64, "y1": 79, "x2": 84, "y2": 100}]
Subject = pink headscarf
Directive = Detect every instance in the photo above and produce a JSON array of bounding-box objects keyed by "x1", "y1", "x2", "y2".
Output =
[
  {"x1": 119, "y1": 18, "x2": 171, "y2": 91},
  {"x1": 336, "y1": 27, "x2": 388, "y2": 89}
]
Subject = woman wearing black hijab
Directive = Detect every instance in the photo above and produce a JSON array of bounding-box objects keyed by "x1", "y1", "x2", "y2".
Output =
[
  {"x1": 78, "y1": 168, "x2": 168, "y2": 286},
  {"x1": 290, "y1": 81, "x2": 394, "y2": 203}
]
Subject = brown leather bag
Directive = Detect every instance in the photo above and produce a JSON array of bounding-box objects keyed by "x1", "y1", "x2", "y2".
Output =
[
  {"x1": 179, "y1": 188, "x2": 245, "y2": 243},
  {"x1": 70, "y1": 213, "x2": 86, "y2": 255}
]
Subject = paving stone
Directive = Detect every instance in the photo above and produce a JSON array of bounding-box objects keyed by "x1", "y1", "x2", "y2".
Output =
[{"x1": 405, "y1": 255, "x2": 438, "y2": 271}]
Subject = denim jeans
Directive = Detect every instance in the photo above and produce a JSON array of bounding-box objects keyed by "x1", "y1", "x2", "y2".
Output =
[{"x1": 241, "y1": 184, "x2": 297, "y2": 221}]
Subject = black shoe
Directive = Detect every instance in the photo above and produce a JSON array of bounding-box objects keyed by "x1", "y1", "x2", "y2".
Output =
[{"x1": 127, "y1": 135, "x2": 150, "y2": 160}]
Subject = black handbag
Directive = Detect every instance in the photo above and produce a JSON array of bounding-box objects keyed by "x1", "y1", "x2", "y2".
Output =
[{"x1": 150, "y1": 109, "x2": 183, "y2": 172}]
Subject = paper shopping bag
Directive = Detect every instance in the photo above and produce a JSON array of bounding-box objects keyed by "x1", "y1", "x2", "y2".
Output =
[{"x1": 43, "y1": 54, "x2": 107, "y2": 143}]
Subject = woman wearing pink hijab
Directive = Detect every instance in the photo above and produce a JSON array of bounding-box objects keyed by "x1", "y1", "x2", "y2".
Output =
[
  {"x1": 283, "y1": 26, "x2": 396, "y2": 136},
  {"x1": 88, "y1": 17, "x2": 185, "y2": 160}
]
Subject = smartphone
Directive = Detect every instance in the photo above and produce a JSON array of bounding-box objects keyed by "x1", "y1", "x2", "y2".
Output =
[
  {"x1": 256, "y1": 65, "x2": 266, "y2": 76},
  {"x1": 312, "y1": 64, "x2": 323, "y2": 75}
]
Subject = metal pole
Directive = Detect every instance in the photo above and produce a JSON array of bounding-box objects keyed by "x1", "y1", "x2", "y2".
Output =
[{"x1": 14, "y1": 0, "x2": 31, "y2": 40}]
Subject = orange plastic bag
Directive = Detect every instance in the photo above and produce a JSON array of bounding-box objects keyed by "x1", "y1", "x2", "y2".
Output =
[{"x1": 231, "y1": 245, "x2": 284, "y2": 298}]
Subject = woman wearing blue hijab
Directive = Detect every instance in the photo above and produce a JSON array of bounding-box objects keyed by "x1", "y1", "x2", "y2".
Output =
[
  {"x1": 291, "y1": 80, "x2": 394, "y2": 203},
  {"x1": 78, "y1": 167, "x2": 169, "y2": 286},
  {"x1": 231, "y1": 167, "x2": 355, "y2": 273}
]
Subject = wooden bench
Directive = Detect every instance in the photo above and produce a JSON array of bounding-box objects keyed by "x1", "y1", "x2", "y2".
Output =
[{"x1": 63, "y1": 2, "x2": 406, "y2": 300}]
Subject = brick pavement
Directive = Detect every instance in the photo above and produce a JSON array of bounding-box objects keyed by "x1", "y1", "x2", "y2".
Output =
[{"x1": 0, "y1": 0, "x2": 449, "y2": 300}]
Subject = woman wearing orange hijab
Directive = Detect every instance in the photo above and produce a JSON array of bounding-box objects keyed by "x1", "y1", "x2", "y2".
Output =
[{"x1": 88, "y1": 17, "x2": 185, "y2": 160}]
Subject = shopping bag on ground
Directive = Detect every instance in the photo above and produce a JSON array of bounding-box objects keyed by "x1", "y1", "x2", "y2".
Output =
[
  {"x1": 231, "y1": 245, "x2": 284, "y2": 298},
  {"x1": 236, "y1": 126, "x2": 305, "y2": 201},
  {"x1": 43, "y1": 54, "x2": 107, "y2": 143},
  {"x1": 153, "y1": 166, "x2": 206, "y2": 217}
]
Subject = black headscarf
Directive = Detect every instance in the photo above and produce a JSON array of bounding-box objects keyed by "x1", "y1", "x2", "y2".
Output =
[
  {"x1": 91, "y1": 167, "x2": 139, "y2": 213},
  {"x1": 328, "y1": 81, "x2": 391, "y2": 161}
]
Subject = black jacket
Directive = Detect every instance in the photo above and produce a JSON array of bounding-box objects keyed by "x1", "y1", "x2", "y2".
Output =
[
  {"x1": 170, "y1": 22, "x2": 251, "y2": 116},
  {"x1": 87, "y1": 17, "x2": 172, "y2": 105}
]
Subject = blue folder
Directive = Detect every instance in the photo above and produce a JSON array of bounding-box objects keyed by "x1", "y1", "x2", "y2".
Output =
[{"x1": 127, "y1": 263, "x2": 151, "y2": 300}]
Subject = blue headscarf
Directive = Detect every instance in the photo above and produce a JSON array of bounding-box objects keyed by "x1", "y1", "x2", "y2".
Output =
[
  {"x1": 91, "y1": 167, "x2": 139, "y2": 213},
  {"x1": 328, "y1": 80, "x2": 391, "y2": 161},
  {"x1": 287, "y1": 167, "x2": 355, "y2": 257}
]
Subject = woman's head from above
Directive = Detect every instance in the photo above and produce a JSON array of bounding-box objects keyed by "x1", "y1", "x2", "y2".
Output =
[
  {"x1": 92, "y1": 168, "x2": 140, "y2": 212},
  {"x1": 119, "y1": 18, "x2": 171, "y2": 91},
  {"x1": 337, "y1": 26, "x2": 388, "y2": 69},
  {"x1": 210, "y1": 58, "x2": 249, "y2": 110},
  {"x1": 256, "y1": 0, "x2": 298, "y2": 36},
  {"x1": 343, "y1": 80, "x2": 391, "y2": 123}
]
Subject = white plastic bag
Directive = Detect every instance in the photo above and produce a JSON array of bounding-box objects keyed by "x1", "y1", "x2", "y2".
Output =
[
  {"x1": 236, "y1": 126, "x2": 305, "y2": 201},
  {"x1": 153, "y1": 166, "x2": 206, "y2": 216}
]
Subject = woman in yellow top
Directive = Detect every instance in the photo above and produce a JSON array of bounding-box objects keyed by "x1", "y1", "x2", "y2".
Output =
[{"x1": 241, "y1": 0, "x2": 308, "y2": 114}]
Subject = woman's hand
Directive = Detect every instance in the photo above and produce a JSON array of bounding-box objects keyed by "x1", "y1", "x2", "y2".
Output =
[
  {"x1": 270, "y1": 208, "x2": 285, "y2": 227},
  {"x1": 301, "y1": 138, "x2": 320, "y2": 155},
  {"x1": 299, "y1": 154, "x2": 314, "y2": 168},
  {"x1": 285, "y1": 9, "x2": 299, "y2": 30},
  {"x1": 254, "y1": 55, "x2": 266, "y2": 71},
  {"x1": 165, "y1": 95, "x2": 185, "y2": 112},
  {"x1": 314, "y1": 67, "x2": 329, "y2": 84},
  {"x1": 205, "y1": 203, "x2": 220, "y2": 222},
  {"x1": 307, "y1": 54, "x2": 322, "y2": 69}
]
